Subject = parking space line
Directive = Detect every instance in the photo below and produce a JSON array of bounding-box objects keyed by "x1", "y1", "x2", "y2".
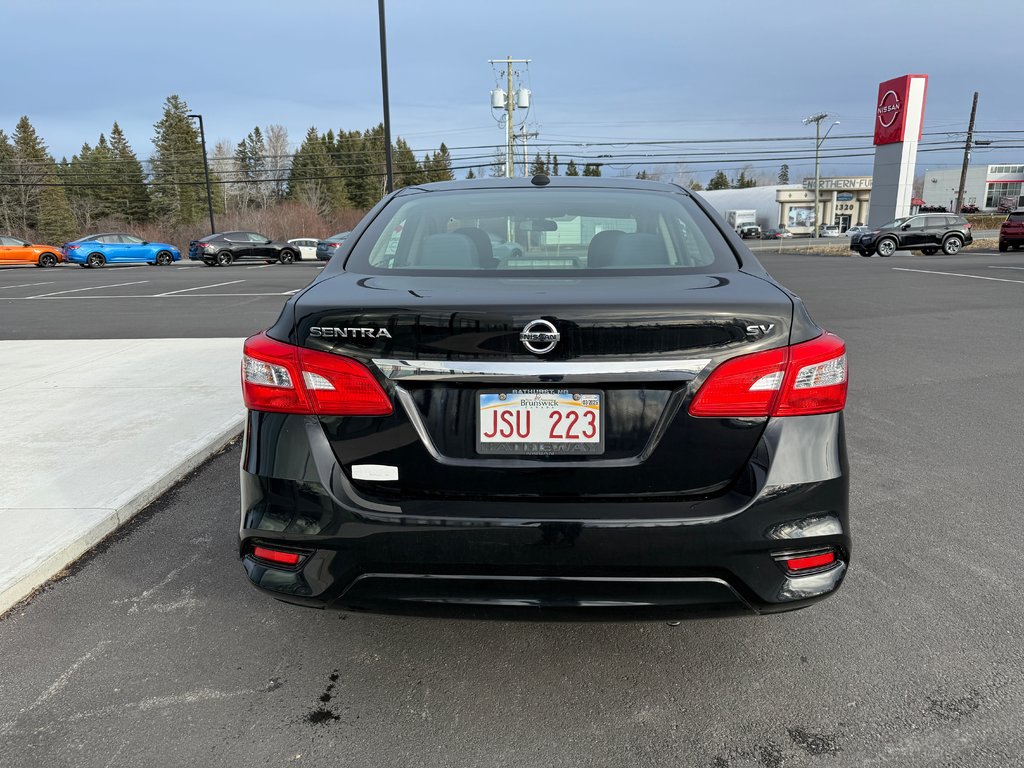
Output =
[
  {"x1": 0, "y1": 281, "x2": 56, "y2": 290},
  {"x1": 4, "y1": 292, "x2": 298, "y2": 300},
  {"x1": 988, "y1": 266, "x2": 1024, "y2": 271},
  {"x1": 246, "y1": 265, "x2": 271, "y2": 269},
  {"x1": 154, "y1": 280, "x2": 245, "y2": 297},
  {"x1": 25, "y1": 280, "x2": 150, "y2": 299},
  {"x1": 893, "y1": 267, "x2": 1024, "y2": 285}
]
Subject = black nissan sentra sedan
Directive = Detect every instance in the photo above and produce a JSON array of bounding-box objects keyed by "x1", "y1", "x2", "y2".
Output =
[{"x1": 238, "y1": 176, "x2": 850, "y2": 620}]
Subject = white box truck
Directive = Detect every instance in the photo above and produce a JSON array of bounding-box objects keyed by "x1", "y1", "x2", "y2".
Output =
[{"x1": 725, "y1": 210, "x2": 761, "y2": 239}]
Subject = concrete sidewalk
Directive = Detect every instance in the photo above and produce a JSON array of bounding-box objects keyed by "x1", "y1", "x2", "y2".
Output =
[{"x1": 0, "y1": 338, "x2": 246, "y2": 615}]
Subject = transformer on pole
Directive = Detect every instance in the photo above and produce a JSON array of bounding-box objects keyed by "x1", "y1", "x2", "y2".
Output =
[{"x1": 488, "y1": 57, "x2": 531, "y2": 177}]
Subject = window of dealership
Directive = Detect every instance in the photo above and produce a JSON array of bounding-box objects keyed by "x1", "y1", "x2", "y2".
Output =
[{"x1": 776, "y1": 177, "x2": 872, "y2": 234}]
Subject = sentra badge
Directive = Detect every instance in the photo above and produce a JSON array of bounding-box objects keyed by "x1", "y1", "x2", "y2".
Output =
[{"x1": 310, "y1": 327, "x2": 392, "y2": 339}]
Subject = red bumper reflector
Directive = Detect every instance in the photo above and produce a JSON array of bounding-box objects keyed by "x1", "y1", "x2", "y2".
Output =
[
  {"x1": 252, "y1": 546, "x2": 302, "y2": 566},
  {"x1": 781, "y1": 550, "x2": 836, "y2": 572}
]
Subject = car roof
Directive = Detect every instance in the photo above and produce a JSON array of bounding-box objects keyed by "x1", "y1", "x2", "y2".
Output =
[
  {"x1": 76, "y1": 232, "x2": 133, "y2": 240},
  {"x1": 399, "y1": 175, "x2": 689, "y2": 195}
]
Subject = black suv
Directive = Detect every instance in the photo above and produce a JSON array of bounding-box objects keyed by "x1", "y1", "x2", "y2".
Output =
[
  {"x1": 998, "y1": 210, "x2": 1024, "y2": 252},
  {"x1": 850, "y1": 214, "x2": 972, "y2": 257},
  {"x1": 188, "y1": 231, "x2": 299, "y2": 266}
]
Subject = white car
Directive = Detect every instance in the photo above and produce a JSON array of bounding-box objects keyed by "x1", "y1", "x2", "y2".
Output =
[
  {"x1": 287, "y1": 238, "x2": 318, "y2": 261},
  {"x1": 845, "y1": 226, "x2": 870, "y2": 238},
  {"x1": 820, "y1": 225, "x2": 842, "y2": 237}
]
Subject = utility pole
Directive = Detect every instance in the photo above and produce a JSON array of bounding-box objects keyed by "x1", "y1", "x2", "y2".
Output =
[
  {"x1": 488, "y1": 57, "x2": 530, "y2": 177},
  {"x1": 955, "y1": 92, "x2": 979, "y2": 214},
  {"x1": 803, "y1": 112, "x2": 839, "y2": 239},
  {"x1": 518, "y1": 125, "x2": 539, "y2": 177}
]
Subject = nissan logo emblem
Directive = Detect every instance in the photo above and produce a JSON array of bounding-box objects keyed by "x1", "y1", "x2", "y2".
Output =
[
  {"x1": 877, "y1": 89, "x2": 901, "y2": 128},
  {"x1": 520, "y1": 319, "x2": 560, "y2": 354}
]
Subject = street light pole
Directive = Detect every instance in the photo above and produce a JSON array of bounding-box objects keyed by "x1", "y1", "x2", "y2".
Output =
[
  {"x1": 377, "y1": 0, "x2": 393, "y2": 194},
  {"x1": 803, "y1": 113, "x2": 839, "y2": 239},
  {"x1": 188, "y1": 114, "x2": 216, "y2": 234}
]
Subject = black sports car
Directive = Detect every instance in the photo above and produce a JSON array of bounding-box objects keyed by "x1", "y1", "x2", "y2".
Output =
[
  {"x1": 188, "y1": 231, "x2": 299, "y2": 266},
  {"x1": 239, "y1": 176, "x2": 850, "y2": 620}
]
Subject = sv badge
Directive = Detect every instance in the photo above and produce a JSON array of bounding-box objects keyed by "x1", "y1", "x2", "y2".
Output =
[{"x1": 745, "y1": 323, "x2": 775, "y2": 337}]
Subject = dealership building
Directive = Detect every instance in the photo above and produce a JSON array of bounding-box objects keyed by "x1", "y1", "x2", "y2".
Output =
[
  {"x1": 700, "y1": 176, "x2": 875, "y2": 235},
  {"x1": 921, "y1": 164, "x2": 1024, "y2": 211},
  {"x1": 701, "y1": 163, "x2": 1022, "y2": 235}
]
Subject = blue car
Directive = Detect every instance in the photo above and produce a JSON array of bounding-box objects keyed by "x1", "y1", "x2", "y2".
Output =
[{"x1": 62, "y1": 233, "x2": 181, "y2": 268}]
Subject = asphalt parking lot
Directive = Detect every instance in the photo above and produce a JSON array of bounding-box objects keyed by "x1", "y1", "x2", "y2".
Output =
[
  {"x1": 0, "y1": 259, "x2": 325, "y2": 339},
  {"x1": 2, "y1": 249, "x2": 1023, "y2": 767}
]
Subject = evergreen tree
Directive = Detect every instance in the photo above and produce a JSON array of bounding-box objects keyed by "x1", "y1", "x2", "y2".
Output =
[
  {"x1": 0, "y1": 130, "x2": 16, "y2": 233},
  {"x1": 287, "y1": 126, "x2": 349, "y2": 214},
  {"x1": 707, "y1": 170, "x2": 731, "y2": 190},
  {"x1": 778, "y1": 164, "x2": 790, "y2": 184},
  {"x1": 530, "y1": 152, "x2": 547, "y2": 176},
  {"x1": 424, "y1": 142, "x2": 454, "y2": 183},
  {"x1": 9, "y1": 116, "x2": 53, "y2": 234},
  {"x1": 150, "y1": 95, "x2": 207, "y2": 224},
  {"x1": 636, "y1": 170, "x2": 649, "y2": 180},
  {"x1": 109, "y1": 122, "x2": 151, "y2": 223},
  {"x1": 393, "y1": 137, "x2": 423, "y2": 188},
  {"x1": 564, "y1": 159, "x2": 579, "y2": 176},
  {"x1": 465, "y1": 168, "x2": 476, "y2": 179},
  {"x1": 36, "y1": 170, "x2": 78, "y2": 243},
  {"x1": 235, "y1": 126, "x2": 270, "y2": 210},
  {"x1": 8, "y1": 116, "x2": 75, "y2": 239},
  {"x1": 551, "y1": 154, "x2": 560, "y2": 176},
  {"x1": 582, "y1": 163, "x2": 601, "y2": 177},
  {"x1": 687, "y1": 179, "x2": 703, "y2": 191}
]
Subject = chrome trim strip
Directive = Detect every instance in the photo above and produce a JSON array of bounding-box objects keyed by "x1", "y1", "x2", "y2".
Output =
[{"x1": 374, "y1": 358, "x2": 711, "y2": 380}]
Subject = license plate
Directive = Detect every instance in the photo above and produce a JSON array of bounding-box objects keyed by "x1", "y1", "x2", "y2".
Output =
[{"x1": 477, "y1": 390, "x2": 603, "y2": 455}]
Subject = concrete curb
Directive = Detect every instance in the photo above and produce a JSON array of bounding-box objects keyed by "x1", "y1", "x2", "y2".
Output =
[{"x1": 0, "y1": 417, "x2": 243, "y2": 617}]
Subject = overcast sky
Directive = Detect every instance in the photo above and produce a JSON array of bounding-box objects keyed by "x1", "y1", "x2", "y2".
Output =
[{"x1": 3, "y1": 0, "x2": 1020, "y2": 184}]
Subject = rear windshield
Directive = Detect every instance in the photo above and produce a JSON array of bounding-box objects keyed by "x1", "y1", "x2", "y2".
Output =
[
  {"x1": 346, "y1": 188, "x2": 737, "y2": 275},
  {"x1": 1007, "y1": 213, "x2": 1024, "y2": 223}
]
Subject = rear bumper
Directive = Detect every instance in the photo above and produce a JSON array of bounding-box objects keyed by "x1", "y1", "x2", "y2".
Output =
[{"x1": 239, "y1": 412, "x2": 850, "y2": 620}]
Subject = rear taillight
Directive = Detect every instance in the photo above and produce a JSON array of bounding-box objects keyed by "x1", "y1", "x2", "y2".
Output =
[
  {"x1": 328, "y1": 242, "x2": 342, "y2": 248},
  {"x1": 251, "y1": 545, "x2": 303, "y2": 567},
  {"x1": 197, "y1": 242, "x2": 209, "y2": 249},
  {"x1": 775, "y1": 548, "x2": 838, "y2": 574},
  {"x1": 241, "y1": 332, "x2": 392, "y2": 416},
  {"x1": 689, "y1": 332, "x2": 847, "y2": 418},
  {"x1": 65, "y1": 244, "x2": 79, "y2": 250}
]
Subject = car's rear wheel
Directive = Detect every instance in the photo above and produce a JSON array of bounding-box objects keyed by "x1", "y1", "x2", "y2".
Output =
[
  {"x1": 875, "y1": 237, "x2": 897, "y2": 257},
  {"x1": 921, "y1": 248, "x2": 937, "y2": 255},
  {"x1": 278, "y1": 250, "x2": 296, "y2": 265},
  {"x1": 942, "y1": 235, "x2": 963, "y2": 255},
  {"x1": 37, "y1": 253, "x2": 58, "y2": 268},
  {"x1": 155, "y1": 251, "x2": 173, "y2": 266},
  {"x1": 216, "y1": 251, "x2": 233, "y2": 267},
  {"x1": 86, "y1": 253, "x2": 105, "y2": 268},
  {"x1": 998, "y1": 241, "x2": 1008, "y2": 252}
]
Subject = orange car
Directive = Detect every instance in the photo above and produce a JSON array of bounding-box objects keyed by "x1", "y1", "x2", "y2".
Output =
[{"x1": 0, "y1": 235, "x2": 63, "y2": 267}]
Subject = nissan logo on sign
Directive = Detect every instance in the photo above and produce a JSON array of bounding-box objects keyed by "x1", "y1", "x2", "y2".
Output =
[
  {"x1": 873, "y1": 74, "x2": 927, "y2": 146},
  {"x1": 877, "y1": 90, "x2": 901, "y2": 128}
]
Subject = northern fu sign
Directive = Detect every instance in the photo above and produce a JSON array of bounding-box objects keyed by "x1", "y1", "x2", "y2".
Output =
[{"x1": 868, "y1": 74, "x2": 929, "y2": 227}]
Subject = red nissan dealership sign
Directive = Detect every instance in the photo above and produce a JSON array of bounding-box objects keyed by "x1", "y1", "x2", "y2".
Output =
[{"x1": 873, "y1": 74, "x2": 928, "y2": 145}]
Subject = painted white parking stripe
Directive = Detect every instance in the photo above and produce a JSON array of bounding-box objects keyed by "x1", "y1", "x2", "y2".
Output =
[
  {"x1": 987, "y1": 265, "x2": 1024, "y2": 271},
  {"x1": 246, "y1": 265, "x2": 271, "y2": 269},
  {"x1": 6, "y1": 292, "x2": 297, "y2": 300},
  {"x1": 892, "y1": 268, "x2": 1024, "y2": 285},
  {"x1": 0, "y1": 281, "x2": 55, "y2": 290},
  {"x1": 25, "y1": 280, "x2": 150, "y2": 299},
  {"x1": 153, "y1": 280, "x2": 245, "y2": 297}
]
